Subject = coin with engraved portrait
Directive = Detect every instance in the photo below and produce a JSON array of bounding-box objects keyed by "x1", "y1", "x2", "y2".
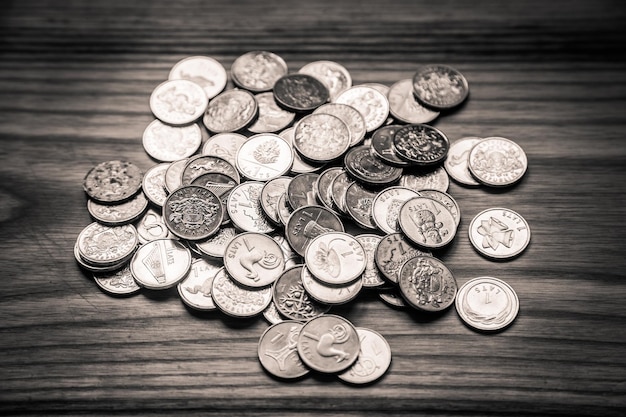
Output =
[
  {"x1": 388, "y1": 78, "x2": 439, "y2": 124},
  {"x1": 202, "y1": 89, "x2": 258, "y2": 133},
  {"x1": 313, "y1": 103, "x2": 366, "y2": 146},
  {"x1": 202, "y1": 132, "x2": 248, "y2": 167},
  {"x1": 227, "y1": 181, "x2": 276, "y2": 233},
  {"x1": 285, "y1": 205, "x2": 344, "y2": 256},
  {"x1": 150, "y1": 79, "x2": 208, "y2": 125},
  {"x1": 392, "y1": 124, "x2": 449, "y2": 166},
  {"x1": 87, "y1": 192, "x2": 148, "y2": 226},
  {"x1": 398, "y1": 196, "x2": 456, "y2": 249},
  {"x1": 370, "y1": 125, "x2": 410, "y2": 167},
  {"x1": 177, "y1": 258, "x2": 222, "y2": 311},
  {"x1": 371, "y1": 186, "x2": 421, "y2": 234},
  {"x1": 258, "y1": 321, "x2": 310, "y2": 379},
  {"x1": 273, "y1": 265, "x2": 330, "y2": 321},
  {"x1": 355, "y1": 234, "x2": 386, "y2": 288},
  {"x1": 142, "y1": 163, "x2": 169, "y2": 207},
  {"x1": 273, "y1": 73, "x2": 329, "y2": 112},
  {"x1": 163, "y1": 185, "x2": 223, "y2": 240},
  {"x1": 344, "y1": 145, "x2": 403, "y2": 186},
  {"x1": 231, "y1": 50, "x2": 288, "y2": 93},
  {"x1": 287, "y1": 173, "x2": 320, "y2": 210},
  {"x1": 143, "y1": 120, "x2": 202, "y2": 162},
  {"x1": 374, "y1": 233, "x2": 432, "y2": 284},
  {"x1": 77, "y1": 222, "x2": 138, "y2": 267},
  {"x1": 293, "y1": 113, "x2": 350, "y2": 163},
  {"x1": 468, "y1": 137, "x2": 527, "y2": 187},
  {"x1": 468, "y1": 207, "x2": 530, "y2": 259},
  {"x1": 398, "y1": 255, "x2": 457, "y2": 313},
  {"x1": 301, "y1": 266, "x2": 362, "y2": 305},
  {"x1": 168, "y1": 55, "x2": 227, "y2": 100},
  {"x1": 261, "y1": 176, "x2": 292, "y2": 225},
  {"x1": 299, "y1": 60, "x2": 352, "y2": 101},
  {"x1": 344, "y1": 182, "x2": 377, "y2": 230},
  {"x1": 278, "y1": 127, "x2": 325, "y2": 174},
  {"x1": 337, "y1": 327, "x2": 392, "y2": 384},
  {"x1": 211, "y1": 267, "x2": 272, "y2": 318},
  {"x1": 247, "y1": 92, "x2": 296, "y2": 134},
  {"x1": 412, "y1": 64, "x2": 469, "y2": 110},
  {"x1": 236, "y1": 133, "x2": 293, "y2": 181},
  {"x1": 296, "y1": 314, "x2": 360, "y2": 373},
  {"x1": 335, "y1": 85, "x2": 389, "y2": 132},
  {"x1": 223, "y1": 232, "x2": 285, "y2": 288},
  {"x1": 455, "y1": 276, "x2": 519, "y2": 332},
  {"x1": 444, "y1": 136, "x2": 483, "y2": 186},
  {"x1": 130, "y1": 238, "x2": 192, "y2": 290},
  {"x1": 93, "y1": 264, "x2": 141, "y2": 296},
  {"x1": 305, "y1": 232, "x2": 366, "y2": 286},
  {"x1": 399, "y1": 166, "x2": 449, "y2": 193},
  {"x1": 83, "y1": 160, "x2": 143, "y2": 204}
]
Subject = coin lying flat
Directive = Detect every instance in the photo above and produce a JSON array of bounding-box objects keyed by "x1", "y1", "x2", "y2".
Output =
[
  {"x1": 83, "y1": 160, "x2": 143, "y2": 204},
  {"x1": 468, "y1": 137, "x2": 528, "y2": 187},
  {"x1": 371, "y1": 186, "x2": 421, "y2": 234},
  {"x1": 313, "y1": 103, "x2": 366, "y2": 146},
  {"x1": 387, "y1": 78, "x2": 439, "y2": 124},
  {"x1": 455, "y1": 276, "x2": 519, "y2": 332},
  {"x1": 273, "y1": 265, "x2": 330, "y2": 321},
  {"x1": 444, "y1": 136, "x2": 482, "y2": 186},
  {"x1": 285, "y1": 205, "x2": 344, "y2": 257},
  {"x1": 305, "y1": 232, "x2": 366, "y2": 286},
  {"x1": 87, "y1": 192, "x2": 148, "y2": 226},
  {"x1": 93, "y1": 264, "x2": 141, "y2": 296},
  {"x1": 273, "y1": 73, "x2": 329, "y2": 112},
  {"x1": 135, "y1": 208, "x2": 173, "y2": 244},
  {"x1": 235, "y1": 133, "x2": 293, "y2": 181},
  {"x1": 299, "y1": 60, "x2": 352, "y2": 101},
  {"x1": 412, "y1": 64, "x2": 469, "y2": 110},
  {"x1": 398, "y1": 255, "x2": 457, "y2": 313},
  {"x1": 335, "y1": 85, "x2": 389, "y2": 132},
  {"x1": 201, "y1": 132, "x2": 248, "y2": 167},
  {"x1": 374, "y1": 233, "x2": 431, "y2": 284},
  {"x1": 142, "y1": 120, "x2": 202, "y2": 162},
  {"x1": 168, "y1": 55, "x2": 227, "y2": 100},
  {"x1": 247, "y1": 92, "x2": 295, "y2": 134},
  {"x1": 301, "y1": 266, "x2": 362, "y2": 305},
  {"x1": 278, "y1": 127, "x2": 324, "y2": 174},
  {"x1": 150, "y1": 79, "x2": 208, "y2": 125},
  {"x1": 399, "y1": 166, "x2": 449, "y2": 193},
  {"x1": 231, "y1": 50, "x2": 288, "y2": 93},
  {"x1": 370, "y1": 125, "x2": 410, "y2": 167},
  {"x1": 337, "y1": 327, "x2": 392, "y2": 384},
  {"x1": 398, "y1": 196, "x2": 457, "y2": 249},
  {"x1": 344, "y1": 145, "x2": 403, "y2": 187},
  {"x1": 130, "y1": 238, "x2": 192, "y2": 290},
  {"x1": 293, "y1": 113, "x2": 350, "y2": 163},
  {"x1": 202, "y1": 89, "x2": 258, "y2": 133},
  {"x1": 224, "y1": 232, "x2": 285, "y2": 288},
  {"x1": 211, "y1": 267, "x2": 272, "y2": 318},
  {"x1": 163, "y1": 185, "x2": 223, "y2": 240},
  {"x1": 392, "y1": 124, "x2": 449, "y2": 166},
  {"x1": 468, "y1": 207, "x2": 531, "y2": 259},
  {"x1": 227, "y1": 181, "x2": 276, "y2": 234},
  {"x1": 177, "y1": 258, "x2": 222, "y2": 311},
  {"x1": 258, "y1": 321, "x2": 310, "y2": 379}
]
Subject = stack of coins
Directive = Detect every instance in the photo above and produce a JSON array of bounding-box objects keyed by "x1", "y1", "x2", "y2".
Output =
[{"x1": 76, "y1": 52, "x2": 530, "y2": 383}]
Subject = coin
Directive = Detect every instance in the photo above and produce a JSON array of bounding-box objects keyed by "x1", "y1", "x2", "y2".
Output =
[
  {"x1": 195, "y1": 226, "x2": 237, "y2": 259},
  {"x1": 287, "y1": 173, "x2": 320, "y2": 210},
  {"x1": 455, "y1": 276, "x2": 519, "y2": 332},
  {"x1": 418, "y1": 189, "x2": 461, "y2": 228},
  {"x1": 398, "y1": 196, "x2": 456, "y2": 249},
  {"x1": 337, "y1": 327, "x2": 392, "y2": 384},
  {"x1": 343, "y1": 145, "x2": 403, "y2": 186},
  {"x1": 335, "y1": 85, "x2": 389, "y2": 132},
  {"x1": 468, "y1": 207, "x2": 531, "y2": 259},
  {"x1": 182, "y1": 154, "x2": 240, "y2": 186},
  {"x1": 93, "y1": 264, "x2": 141, "y2": 296},
  {"x1": 224, "y1": 232, "x2": 285, "y2": 288},
  {"x1": 355, "y1": 234, "x2": 386, "y2": 288},
  {"x1": 135, "y1": 208, "x2": 173, "y2": 244},
  {"x1": 87, "y1": 192, "x2": 148, "y2": 226},
  {"x1": 313, "y1": 103, "x2": 366, "y2": 146},
  {"x1": 344, "y1": 182, "x2": 377, "y2": 230},
  {"x1": 273, "y1": 73, "x2": 329, "y2": 112},
  {"x1": 392, "y1": 124, "x2": 449, "y2": 166},
  {"x1": 258, "y1": 321, "x2": 310, "y2": 379},
  {"x1": 412, "y1": 64, "x2": 469, "y2": 110},
  {"x1": 299, "y1": 60, "x2": 352, "y2": 101},
  {"x1": 201, "y1": 132, "x2": 248, "y2": 167},
  {"x1": 301, "y1": 266, "x2": 362, "y2": 305},
  {"x1": 235, "y1": 133, "x2": 293, "y2": 181},
  {"x1": 330, "y1": 171, "x2": 353, "y2": 215},
  {"x1": 399, "y1": 166, "x2": 449, "y2": 192},
  {"x1": 74, "y1": 241, "x2": 129, "y2": 273},
  {"x1": 443, "y1": 136, "x2": 482, "y2": 186},
  {"x1": 278, "y1": 127, "x2": 325, "y2": 174},
  {"x1": 467, "y1": 137, "x2": 528, "y2": 187},
  {"x1": 273, "y1": 265, "x2": 330, "y2": 321},
  {"x1": 297, "y1": 314, "x2": 360, "y2": 373},
  {"x1": 177, "y1": 258, "x2": 222, "y2": 311},
  {"x1": 130, "y1": 239, "x2": 192, "y2": 290},
  {"x1": 276, "y1": 193, "x2": 293, "y2": 226},
  {"x1": 231, "y1": 50, "x2": 288, "y2": 92},
  {"x1": 83, "y1": 160, "x2": 143, "y2": 204},
  {"x1": 398, "y1": 255, "x2": 457, "y2": 312},
  {"x1": 293, "y1": 113, "x2": 350, "y2": 163},
  {"x1": 285, "y1": 205, "x2": 344, "y2": 257},
  {"x1": 315, "y1": 167, "x2": 343, "y2": 212},
  {"x1": 77, "y1": 222, "x2": 138, "y2": 267},
  {"x1": 262, "y1": 301, "x2": 284, "y2": 325},
  {"x1": 374, "y1": 233, "x2": 432, "y2": 284},
  {"x1": 247, "y1": 92, "x2": 296, "y2": 133},
  {"x1": 150, "y1": 79, "x2": 208, "y2": 125},
  {"x1": 142, "y1": 163, "x2": 169, "y2": 207},
  {"x1": 162, "y1": 185, "x2": 223, "y2": 240},
  {"x1": 168, "y1": 55, "x2": 227, "y2": 100},
  {"x1": 305, "y1": 232, "x2": 366, "y2": 286},
  {"x1": 378, "y1": 289, "x2": 408, "y2": 309},
  {"x1": 387, "y1": 78, "x2": 439, "y2": 124},
  {"x1": 227, "y1": 181, "x2": 276, "y2": 233},
  {"x1": 202, "y1": 89, "x2": 258, "y2": 133},
  {"x1": 164, "y1": 158, "x2": 188, "y2": 194},
  {"x1": 261, "y1": 177, "x2": 292, "y2": 225},
  {"x1": 142, "y1": 120, "x2": 202, "y2": 162},
  {"x1": 211, "y1": 267, "x2": 272, "y2": 318},
  {"x1": 370, "y1": 125, "x2": 411, "y2": 168},
  {"x1": 371, "y1": 186, "x2": 421, "y2": 234}
]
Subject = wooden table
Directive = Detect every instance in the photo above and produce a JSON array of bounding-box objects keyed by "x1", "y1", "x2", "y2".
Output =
[{"x1": 1, "y1": 1, "x2": 625, "y2": 415}]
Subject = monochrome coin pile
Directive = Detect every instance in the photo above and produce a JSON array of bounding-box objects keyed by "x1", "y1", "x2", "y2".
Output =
[{"x1": 76, "y1": 52, "x2": 531, "y2": 383}]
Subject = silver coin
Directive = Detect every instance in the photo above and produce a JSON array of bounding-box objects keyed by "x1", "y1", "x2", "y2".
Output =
[
  {"x1": 371, "y1": 186, "x2": 421, "y2": 234},
  {"x1": 455, "y1": 276, "x2": 520, "y2": 332},
  {"x1": 398, "y1": 196, "x2": 457, "y2": 249},
  {"x1": 330, "y1": 171, "x2": 353, "y2": 215},
  {"x1": 142, "y1": 120, "x2": 202, "y2": 162},
  {"x1": 337, "y1": 327, "x2": 392, "y2": 384},
  {"x1": 315, "y1": 167, "x2": 343, "y2": 212},
  {"x1": 297, "y1": 314, "x2": 360, "y2": 373},
  {"x1": 93, "y1": 264, "x2": 141, "y2": 296},
  {"x1": 468, "y1": 207, "x2": 531, "y2": 259},
  {"x1": 142, "y1": 163, "x2": 170, "y2": 207},
  {"x1": 398, "y1": 255, "x2": 457, "y2": 313},
  {"x1": 182, "y1": 154, "x2": 240, "y2": 186},
  {"x1": 224, "y1": 232, "x2": 285, "y2": 288},
  {"x1": 261, "y1": 177, "x2": 292, "y2": 225},
  {"x1": 284, "y1": 205, "x2": 344, "y2": 257},
  {"x1": 273, "y1": 73, "x2": 329, "y2": 112},
  {"x1": 374, "y1": 233, "x2": 432, "y2": 284},
  {"x1": 87, "y1": 192, "x2": 148, "y2": 226},
  {"x1": 313, "y1": 103, "x2": 366, "y2": 146},
  {"x1": 227, "y1": 181, "x2": 276, "y2": 233},
  {"x1": 344, "y1": 182, "x2": 378, "y2": 230},
  {"x1": 247, "y1": 92, "x2": 296, "y2": 133},
  {"x1": 343, "y1": 145, "x2": 403, "y2": 187},
  {"x1": 231, "y1": 50, "x2": 288, "y2": 92},
  {"x1": 201, "y1": 132, "x2": 248, "y2": 167},
  {"x1": 202, "y1": 89, "x2": 258, "y2": 133},
  {"x1": 164, "y1": 158, "x2": 188, "y2": 194},
  {"x1": 335, "y1": 85, "x2": 389, "y2": 132},
  {"x1": 262, "y1": 301, "x2": 284, "y2": 325},
  {"x1": 355, "y1": 234, "x2": 386, "y2": 288},
  {"x1": 299, "y1": 60, "x2": 352, "y2": 101},
  {"x1": 279, "y1": 127, "x2": 325, "y2": 174},
  {"x1": 177, "y1": 258, "x2": 223, "y2": 311},
  {"x1": 301, "y1": 266, "x2": 362, "y2": 305},
  {"x1": 392, "y1": 124, "x2": 449, "y2": 166},
  {"x1": 293, "y1": 113, "x2": 350, "y2": 163},
  {"x1": 74, "y1": 241, "x2": 129, "y2": 273},
  {"x1": 360, "y1": 83, "x2": 389, "y2": 97},
  {"x1": 135, "y1": 208, "x2": 173, "y2": 244},
  {"x1": 211, "y1": 267, "x2": 272, "y2": 318},
  {"x1": 169, "y1": 55, "x2": 227, "y2": 100},
  {"x1": 387, "y1": 78, "x2": 439, "y2": 124},
  {"x1": 370, "y1": 124, "x2": 411, "y2": 168},
  {"x1": 271, "y1": 234, "x2": 302, "y2": 269},
  {"x1": 276, "y1": 193, "x2": 293, "y2": 226},
  {"x1": 444, "y1": 136, "x2": 483, "y2": 186},
  {"x1": 399, "y1": 166, "x2": 449, "y2": 193},
  {"x1": 195, "y1": 226, "x2": 237, "y2": 259},
  {"x1": 235, "y1": 133, "x2": 293, "y2": 181},
  {"x1": 83, "y1": 160, "x2": 143, "y2": 204},
  {"x1": 149, "y1": 79, "x2": 208, "y2": 125},
  {"x1": 77, "y1": 222, "x2": 138, "y2": 267},
  {"x1": 378, "y1": 289, "x2": 408, "y2": 309},
  {"x1": 418, "y1": 189, "x2": 461, "y2": 228},
  {"x1": 130, "y1": 239, "x2": 192, "y2": 290},
  {"x1": 163, "y1": 185, "x2": 223, "y2": 240},
  {"x1": 468, "y1": 137, "x2": 528, "y2": 187},
  {"x1": 412, "y1": 64, "x2": 469, "y2": 110},
  {"x1": 305, "y1": 232, "x2": 366, "y2": 286},
  {"x1": 287, "y1": 173, "x2": 320, "y2": 210},
  {"x1": 258, "y1": 321, "x2": 309, "y2": 379},
  {"x1": 273, "y1": 265, "x2": 330, "y2": 321}
]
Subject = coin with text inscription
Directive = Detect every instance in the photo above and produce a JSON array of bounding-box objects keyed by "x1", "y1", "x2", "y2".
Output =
[
  {"x1": 337, "y1": 327, "x2": 392, "y2": 384},
  {"x1": 468, "y1": 208, "x2": 531, "y2": 259},
  {"x1": 412, "y1": 64, "x2": 469, "y2": 110},
  {"x1": 468, "y1": 137, "x2": 527, "y2": 187},
  {"x1": 130, "y1": 239, "x2": 192, "y2": 290},
  {"x1": 163, "y1": 185, "x2": 223, "y2": 240},
  {"x1": 398, "y1": 255, "x2": 457, "y2": 313},
  {"x1": 258, "y1": 321, "x2": 310, "y2": 379},
  {"x1": 455, "y1": 276, "x2": 519, "y2": 332}
]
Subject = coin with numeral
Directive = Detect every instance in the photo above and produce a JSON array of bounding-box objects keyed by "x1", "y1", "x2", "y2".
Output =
[
  {"x1": 130, "y1": 239, "x2": 192, "y2": 290},
  {"x1": 223, "y1": 232, "x2": 285, "y2": 288},
  {"x1": 455, "y1": 276, "x2": 519, "y2": 332},
  {"x1": 305, "y1": 232, "x2": 366, "y2": 286},
  {"x1": 398, "y1": 255, "x2": 457, "y2": 313},
  {"x1": 258, "y1": 321, "x2": 309, "y2": 379},
  {"x1": 337, "y1": 327, "x2": 392, "y2": 384},
  {"x1": 398, "y1": 196, "x2": 456, "y2": 249}
]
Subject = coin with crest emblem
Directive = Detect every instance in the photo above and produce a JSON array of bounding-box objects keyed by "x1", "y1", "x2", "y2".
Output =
[
  {"x1": 398, "y1": 255, "x2": 457, "y2": 313},
  {"x1": 163, "y1": 185, "x2": 223, "y2": 240},
  {"x1": 468, "y1": 137, "x2": 527, "y2": 187}
]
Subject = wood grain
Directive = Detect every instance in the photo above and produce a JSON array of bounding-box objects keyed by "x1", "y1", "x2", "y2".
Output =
[{"x1": 1, "y1": 0, "x2": 626, "y2": 415}]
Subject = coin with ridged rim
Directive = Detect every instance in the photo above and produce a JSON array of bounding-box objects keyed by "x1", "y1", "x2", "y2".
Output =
[
  {"x1": 335, "y1": 85, "x2": 389, "y2": 132},
  {"x1": 77, "y1": 222, "x2": 138, "y2": 266},
  {"x1": 392, "y1": 124, "x2": 449, "y2": 166},
  {"x1": 130, "y1": 238, "x2": 192, "y2": 290},
  {"x1": 202, "y1": 89, "x2": 258, "y2": 133},
  {"x1": 399, "y1": 166, "x2": 449, "y2": 193},
  {"x1": 344, "y1": 146, "x2": 403, "y2": 186},
  {"x1": 388, "y1": 78, "x2": 439, "y2": 124},
  {"x1": 301, "y1": 266, "x2": 362, "y2": 305},
  {"x1": 455, "y1": 276, "x2": 519, "y2": 332},
  {"x1": 231, "y1": 50, "x2": 288, "y2": 93},
  {"x1": 305, "y1": 232, "x2": 366, "y2": 286},
  {"x1": 370, "y1": 125, "x2": 411, "y2": 167},
  {"x1": 236, "y1": 133, "x2": 293, "y2": 181},
  {"x1": 355, "y1": 234, "x2": 386, "y2": 288},
  {"x1": 467, "y1": 137, "x2": 527, "y2": 187},
  {"x1": 374, "y1": 233, "x2": 432, "y2": 284},
  {"x1": 468, "y1": 207, "x2": 531, "y2": 259},
  {"x1": 142, "y1": 120, "x2": 202, "y2": 162},
  {"x1": 273, "y1": 73, "x2": 329, "y2": 112},
  {"x1": 293, "y1": 113, "x2": 350, "y2": 163},
  {"x1": 344, "y1": 182, "x2": 377, "y2": 230},
  {"x1": 210, "y1": 267, "x2": 272, "y2": 317},
  {"x1": 313, "y1": 103, "x2": 366, "y2": 146},
  {"x1": 93, "y1": 264, "x2": 141, "y2": 296},
  {"x1": 163, "y1": 185, "x2": 223, "y2": 240},
  {"x1": 398, "y1": 196, "x2": 456, "y2": 249},
  {"x1": 87, "y1": 192, "x2": 148, "y2": 226},
  {"x1": 412, "y1": 64, "x2": 469, "y2": 110}
]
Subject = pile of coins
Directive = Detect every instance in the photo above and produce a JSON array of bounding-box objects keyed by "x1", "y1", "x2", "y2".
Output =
[{"x1": 76, "y1": 52, "x2": 530, "y2": 383}]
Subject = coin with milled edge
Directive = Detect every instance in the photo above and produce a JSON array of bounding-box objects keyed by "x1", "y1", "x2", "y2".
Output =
[
  {"x1": 398, "y1": 255, "x2": 457, "y2": 313},
  {"x1": 247, "y1": 92, "x2": 296, "y2": 134},
  {"x1": 355, "y1": 234, "x2": 386, "y2": 288},
  {"x1": 227, "y1": 181, "x2": 276, "y2": 233},
  {"x1": 455, "y1": 276, "x2": 519, "y2": 332},
  {"x1": 399, "y1": 166, "x2": 449, "y2": 193},
  {"x1": 344, "y1": 182, "x2": 377, "y2": 230},
  {"x1": 142, "y1": 120, "x2": 202, "y2": 162},
  {"x1": 258, "y1": 321, "x2": 310, "y2": 379},
  {"x1": 330, "y1": 171, "x2": 354, "y2": 215},
  {"x1": 202, "y1": 132, "x2": 248, "y2": 167},
  {"x1": 163, "y1": 185, "x2": 223, "y2": 240},
  {"x1": 182, "y1": 155, "x2": 240, "y2": 186},
  {"x1": 273, "y1": 265, "x2": 330, "y2": 321},
  {"x1": 371, "y1": 186, "x2": 421, "y2": 234},
  {"x1": 236, "y1": 133, "x2": 293, "y2": 181},
  {"x1": 263, "y1": 301, "x2": 284, "y2": 325},
  {"x1": 224, "y1": 232, "x2": 285, "y2": 288},
  {"x1": 169, "y1": 55, "x2": 227, "y2": 100},
  {"x1": 398, "y1": 196, "x2": 456, "y2": 249},
  {"x1": 301, "y1": 266, "x2": 362, "y2": 305},
  {"x1": 293, "y1": 113, "x2": 350, "y2": 163},
  {"x1": 444, "y1": 136, "x2": 482, "y2": 186},
  {"x1": 273, "y1": 73, "x2": 329, "y2": 112},
  {"x1": 418, "y1": 189, "x2": 461, "y2": 228},
  {"x1": 314, "y1": 103, "x2": 366, "y2": 146},
  {"x1": 392, "y1": 124, "x2": 449, "y2": 166},
  {"x1": 83, "y1": 160, "x2": 143, "y2": 204},
  {"x1": 211, "y1": 267, "x2": 272, "y2": 318},
  {"x1": 388, "y1": 78, "x2": 439, "y2": 124},
  {"x1": 315, "y1": 167, "x2": 343, "y2": 212},
  {"x1": 370, "y1": 125, "x2": 410, "y2": 167},
  {"x1": 337, "y1": 327, "x2": 392, "y2": 384},
  {"x1": 77, "y1": 222, "x2": 138, "y2": 267},
  {"x1": 150, "y1": 79, "x2": 208, "y2": 125},
  {"x1": 305, "y1": 232, "x2": 366, "y2": 286},
  {"x1": 202, "y1": 89, "x2": 258, "y2": 133},
  {"x1": 231, "y1": 51, "x2": 288, "y2": 93},
  {"x1": 195, "y1": 227, "x2": 237, "y2": 259},
  {"x1": 142, "y1": 163, "x2": 169, "y2": 207},
  {"x1": 130, "y1": 239, "x2": 192, "y2": 290},
  {"x1": 297, "y1": 314, "x2": 360, "y2": 373},
  {"x1": 261, "y1": 177, "x2": 292, "y2": 225},
  {"x1": 335, "y1": 86, "x2": 389, "y2": 132},
  {"x1": 278, "y1": 127, "x2": 325, "y2": 174},
  {"x1": 468, "y1": 137, "x2": 528, "y2": 187},
  {"x1": 93, "y1": 264, "x2": 141, "y2": 296},
  {"x1": 164, "y1": 158, "x2": 188, "y2": 194},
  {"x1": 412, "y1": 64, "x2": 469, "y2": 110},
  {"x1": 299, "y1": 60, "x2": 352, "y2": 101},
  {"x1": 135, "y1": 209, "x2": 173, "y2": 244},
  {"x1": 287, "y1": 173, "x2": 320, "y2": 210},
  {"x1": 344, "y1": 146, "x2": 403, "y2": 186},
  {"x1": 468, "y1": 208, "x2": 531, "y2": 259},
  {"x1": 285, "y1": 205, "x2": 344, "y2": 256},
  {"x1": 374, "y1": 233, "x2": 432, "y2": 284},
  {"x1": 177, "y1": 258, "x2": 222, "y2": 311},
  {"x1": 87, "y1": 192, "x2": 148, "y2": 226}
]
